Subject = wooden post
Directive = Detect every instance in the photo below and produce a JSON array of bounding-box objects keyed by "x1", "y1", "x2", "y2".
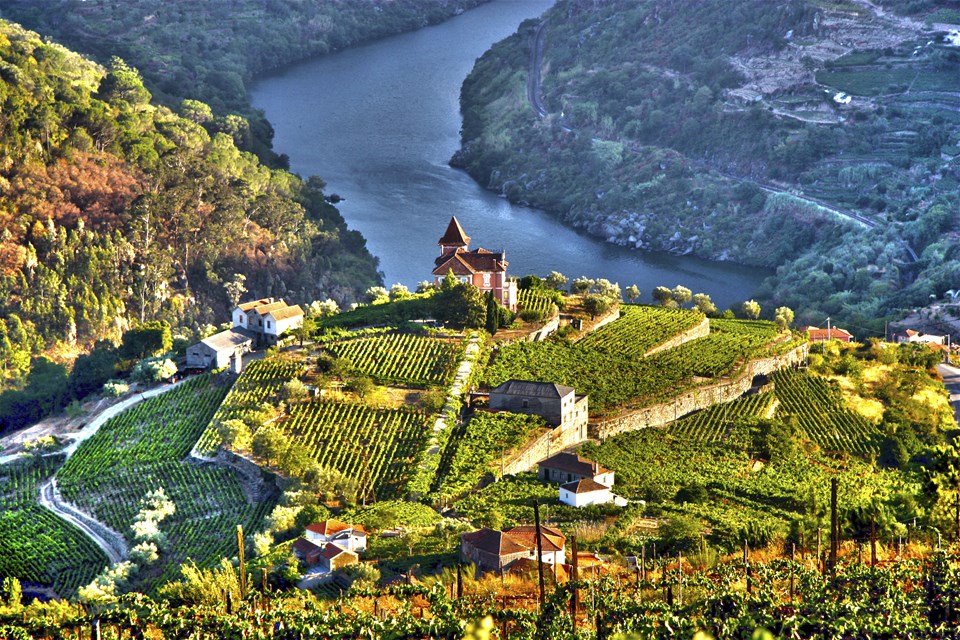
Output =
[
  {"x1": 641, "y1": 543, "x2": 646, "y2": 582},
  {"x1": 237, "y1": 525, "x2": 247, "y2": 599},
  {"x1": 91, "y1": 620, "x2": 101, "y2": 640},
  {"x1": 533, "y1": 501, "x2": 546, "y2": 610},
  {"x1": 816, "y1": 527, "x2": 822, "y2": 569},
  {"x1": 871, "y1": 512, "x2": 877, "y2": 568},
  {"x1": 456, "y1": 562, "x2": 463, "y2": 599},
  {"x1": 261, "y1": 567, "x2": 268, "y2": 592},
  {"x1": 744, "y1": 540, "x2": 751, "y2": 594},
  {"x1": 226, "y1": 590, "x2": 233, "y2": 615},
  {"x1": 677, "y1": 552, "x2": 683, "y2": 606},
  {"x1": 571, "y1": 535, "x2": 579, "y2": 633},
  {"x1": 789, "y1": 543, "x2": 795, "y2": 601},
  {"x1": 829, "y1": 478, "x2": 839, "y2": 572}
]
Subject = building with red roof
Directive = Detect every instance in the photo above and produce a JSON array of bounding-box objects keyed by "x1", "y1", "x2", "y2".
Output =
[
  {"x1": 460, "y1": 524, "x2": 566, "y2": 573},
  {"x1": 432, "y1": 217, "x2": 518, "y2": 311},
  {"x1": 801, "y1": 325, "x2": 853, "y2": 343}
]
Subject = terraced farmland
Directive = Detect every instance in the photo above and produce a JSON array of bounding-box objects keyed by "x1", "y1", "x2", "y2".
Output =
[
  {"x1": 578, "y1": 305, "x2": 704, "y2": 357},
  {"x1": 668, "y1": 392, "x2": 777, "y2": 443},
  {"x1": 325, "y1": 332, "x2": 463, "y2": 387}
]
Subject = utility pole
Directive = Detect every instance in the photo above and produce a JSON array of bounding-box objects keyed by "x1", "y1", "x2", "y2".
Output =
[
  {"x1": 829, "y1": 478, "x2": 839, "y2": 572},
  {"x1": 533, "y1": 501, "x2": 546, "y2": 610}
]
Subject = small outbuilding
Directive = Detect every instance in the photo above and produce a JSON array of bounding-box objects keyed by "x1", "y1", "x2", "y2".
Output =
[
  {"x1": 559, "y1": 478, "x2": 614, "y2": 507},
  {"x1": 318, "y1": 544, "x2": 359, "y2": 573},
  {"x1": 538, "y1": 451, "x2": 614, "y2": 487},
  {"x1": 185, "y1": 329, "x2": 254, "y2": 370}
]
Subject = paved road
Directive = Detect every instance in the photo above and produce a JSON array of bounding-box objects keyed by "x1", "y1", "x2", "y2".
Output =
[
  {"x1": 527, "y1": 20, "x2": 548, "y2": 118},
  {"x1": 38, "y1": 477, "x2": 127, "y2": 564},
  {"x1": 938, "y1": 362, "x2": 960, "y2": 427}
]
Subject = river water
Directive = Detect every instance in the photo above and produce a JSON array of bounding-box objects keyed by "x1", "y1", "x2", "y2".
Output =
[{"x1": 250, "y1": 0, "x2": 765, "y2": 308}]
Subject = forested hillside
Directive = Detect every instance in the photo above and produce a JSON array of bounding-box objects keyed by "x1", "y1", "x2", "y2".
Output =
[
  {"x1": 0, "y1": 21, "x2": 381, "y2": 403},
  {"x1": 455, "y1": 0, "x2": 960, "y2": 329},
  {"x1": 0, "y1": 0, "x2": 487, "y2": 159}
]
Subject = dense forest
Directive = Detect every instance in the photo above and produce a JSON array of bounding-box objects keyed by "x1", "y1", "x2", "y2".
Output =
[
  {"x1": 454, "y1": 0, "x2": 960, "y2": 330},
  {"x1": 0, "y1": 20, "x2": 383, "y2": 427},
  {"x1": 0, "y1": 0, "x2": 487, "y2": 160}
]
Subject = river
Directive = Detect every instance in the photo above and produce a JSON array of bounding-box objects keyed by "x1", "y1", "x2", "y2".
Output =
[{"x1": 250, "y1": 0, "x2": 765, "y2": 309}]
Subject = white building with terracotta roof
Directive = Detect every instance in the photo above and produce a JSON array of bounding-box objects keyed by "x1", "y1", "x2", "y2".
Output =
[
  {"x1": 432, "y1": 216, "x2": 518, "y2": 311},
  {"x1": 559, "y1": 478, "x2": 615, "y2": 507},
  {"x1": 231, "y1": 297, "x2": 304, "y2": 346},
  {"x1": 537, "y1": 451, "x2": 614, "y2": 487},
  {"x1": 304, "y1": 520, "x2": 367, "y2": 553}
]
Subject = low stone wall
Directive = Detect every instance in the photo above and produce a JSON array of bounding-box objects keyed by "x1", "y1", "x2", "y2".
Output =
[
  {"x1": 590, "y1": 344, "x2": 808, "y2": 440},
  {"x1": 501, "y1": 422, "x2": 588, "y2": 476},
  {"x1": 526, "y1": 315, "x2": 561, "y2": 342},
  {"x1": 644, "y1": 317, "x2": 710, "y2": 356}
]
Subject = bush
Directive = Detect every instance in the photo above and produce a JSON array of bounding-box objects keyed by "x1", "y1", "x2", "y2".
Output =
[{"x1": 102, "y1": 379, "x2": 129, "y2": 397}]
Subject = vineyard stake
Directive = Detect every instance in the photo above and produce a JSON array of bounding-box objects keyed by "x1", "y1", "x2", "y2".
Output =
[
  {"x1": 91, "y1": 619, "x2": 101, "y2": 640},
  {"x1": 744, "y1": 540, "x2": 751, "y2": 594},
  {"x1": 790, "y1": 543, "x2": 795, "y2": 601},
  {"x1": 237, "y1": 525, "x2": 247, "y2": 599},
  {"x1": 456, "y1": 562, "x2": 463, "y2": 599},
  {"x1": 816, "y1": 527, "x2": 822, "y2": 570},
  {"x1": 533, "y1": 500, "x2": 546, "y2": 611},
  {"x1": 829, "y1": 478, "x2": 839, "y2": 573},
  {"x1": 641, "y1": 543, "x2": 646, "y2": 583},
  {"x1": 677, "y1": 552, "x2": 683, "y2": 606},
  {"x1": 571, "y1": 535, "x2": 579, "y2": 632},
  {"x1": 871, "y1": 512, "x2": 877, "y2": 567}
]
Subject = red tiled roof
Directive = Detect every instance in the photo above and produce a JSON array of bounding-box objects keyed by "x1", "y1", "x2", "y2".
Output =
[
  {"x1": 253, "y1": 301, "x2": 289, "y2": 316},
  {"x1": 504, "y1": 525, "x2": 566, "y2": 553},
  {"x1": 432, "y1": 249, "x2": 507, "y2": 276},
  {"x1": 803, "y1": 326, "x2": 853, "y2": 341},
  {"x1": 266, "y1": 305, "x2": 304, "y2": 322},
  {"x1": 292, "y1": 537, "x2": 322, "y2": 556},
  {"x1": 237, "y1": 298, "x2": 273, "y2": 312},
  {"x1": 461, "y1": 528, "x2": 529, "y2": 556},
  {"x1": 561, "y1": 478, "x2": 611, "y2": 494},
  {"x1": 538, "y1": 452, "x2": 611, "y2": 478},
  {"x1": 306, "y1": 520, "x2": 351, "y2": 536},
  {"x1": 320, "y1": 543, "x2": 357, "y2": 560},
  {"x1": 439, "y1": 216, "x2": 471, "y2": 247}
]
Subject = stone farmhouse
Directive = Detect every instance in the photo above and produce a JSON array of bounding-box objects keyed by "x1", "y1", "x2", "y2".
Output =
[
  {"x1": 490, "y1": 380, "x2": 589, "y2": 440},
  {"x1": 432, "y1": 216, "x2": 518, "y2": 311},
  {"x1": 460, "y1": 525, "x2": 566, "y2": 574},
  {"x1": 185, "y1": 329, "x2": 254, "y2": 370},
  {"x1": 801, "y1": 325, "x2": 853, "y2": 343},
  {"x1": 892, "y1": 329, "x2": 945, "y2": 345}
]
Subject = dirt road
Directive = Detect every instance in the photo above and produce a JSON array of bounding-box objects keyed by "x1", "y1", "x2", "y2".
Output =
[{"x1": 38, "y1": 477, "x2": 128, "y2": 564}]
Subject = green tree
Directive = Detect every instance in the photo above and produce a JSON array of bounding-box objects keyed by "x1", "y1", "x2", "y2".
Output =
[
  {"x1": 545, "y1": 271, "x2": 568, "y2": 291},
  {"x1": 570, "y1": 277, "x2": 594, "y2": 295},
  {"x1": 672, "y1": 285, "x2": 693, "y2": 307},
  {"x1": 652, "y1": 286, "x2": 675, "y2": 307},
  {"x1": 346, "y1": 376, "x2": 374, "y2": 399},
  {"x1": 121, "y1": 321, "x2": 172, "y2": 360},
  {"x1": 218, "y1": 418, "x2": 252, "y2": 451},
  {"x1": 739, "y1": 299, "x2": 762, "y2": 320},
  {"x1": 625, "y1": 284, "x2": 641, "y2": 302},
  {"x1": 692, "y1": 293, "x2": 717, "y2": 316},
  {"x1": 582, "y1": 294, "x2": 611, "y2": 319},
  {"x1": 432, "y1": 281, "x2": 485, "y2": 329},
  {"x1": 774, "y1": 306, "x2": 795, "y2": 329},
  {"x1": 291, "y1": 316, "x2": 317, "y2": 347}
]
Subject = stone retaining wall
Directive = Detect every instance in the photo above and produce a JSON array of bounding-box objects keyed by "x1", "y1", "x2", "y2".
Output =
[
  {"x1": 590, "y1": 344, "x2": 808, "y2": 440},
  {"x1": 501, "y1": 422, "x2": 588, "y2": 476},
  {"x1": 644, "y1": 317, "x2": 710, "y2": 356}
]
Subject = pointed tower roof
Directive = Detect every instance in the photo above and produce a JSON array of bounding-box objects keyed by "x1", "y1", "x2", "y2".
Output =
[{"x1": 439, "y1": 216, "x2": 470, "y2": 248}]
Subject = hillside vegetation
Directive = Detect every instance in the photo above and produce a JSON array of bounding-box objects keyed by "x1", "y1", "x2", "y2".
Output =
[
  {"x1": 455, "y1": 0, "x2": 960, "y2": 329},
  {"x1": 0, "y1": 21, "x2": 381, "y2": 423}
]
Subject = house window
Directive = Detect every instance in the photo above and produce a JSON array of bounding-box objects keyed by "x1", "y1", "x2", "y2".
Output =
[
  {"x1": 521, "y1": 399, "x2": 529, "y2": 409},
  {"x1": 267, "y1": 321, "x2": 272, "y2": 329},
  {"x1": 482, "y1": 272, "x2": 491, "y2": 287}
]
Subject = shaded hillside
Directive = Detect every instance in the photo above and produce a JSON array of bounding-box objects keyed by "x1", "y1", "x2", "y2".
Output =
[
  {"x1": 455, "y1": 0, "x2": 960, "y2": 329},
  {"x1": 0, "y1": 0, "x2": 487, "y2": 159},
  {"x1": 0, "y1": 22, "x2": 380, "y2": 392}
]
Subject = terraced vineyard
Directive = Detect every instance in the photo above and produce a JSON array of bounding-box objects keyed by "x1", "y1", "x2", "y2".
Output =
[
  {"x1": 0, "y1": 456, "x2": 109, "y2": 597},
  {"x1": 517, "y1": 289, "x2": 558, "y2": 318},
  {"x1": 773, "y1": 369, "x2": 881, "y2": 455},
  {"x1": 667, "y1": 392, "x2": 776, "y2": 443},
  {"x1": 57, "y1": 376, "x2": 275, "y2": 592},
  {"x1": 281, "y1": 402, "x2": 430, "y2": 500},
  {"x1": 486, "y1": 315, "x2": 798, "y2": 414},
  {"x1": 578, "y1": 305, "x2": 704, "y2": 357},
  {"x1": 325, "y1": 332, "x2": 463, "y2": 387},
  {"x1": 195, "y1": 359, "x2": 303, "y2": 454}
]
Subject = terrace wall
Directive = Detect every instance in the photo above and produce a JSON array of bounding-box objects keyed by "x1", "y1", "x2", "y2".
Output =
[
  {"x1": 501, "y1": 421, "x2": 587, "y2": 476},
  {"x1": 643, "y1": 317, "x2": 710, "y2": 356},
  {"x1": 589, "y1": 343, "x2": 809, "y2": 440}
]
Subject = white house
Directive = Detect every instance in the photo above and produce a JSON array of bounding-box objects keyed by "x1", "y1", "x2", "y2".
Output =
[
  {"x1": 232, "y1": 298, "x2": 304, "y2": 346},
  {"x1": 263, "y1": 305, "x2": 304, "y2": 345},
  {"x1": 304, "y1": 520, "x2": 367, "y2": 553},
  {"x1": 560, "y1": 478, "x2": 614, "y2": 507}
]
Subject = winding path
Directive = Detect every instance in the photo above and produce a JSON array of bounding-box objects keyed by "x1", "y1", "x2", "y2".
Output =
[
  {"x1": 527, "y1": 20, "x2": 548, "y2": 118},
  {"x1": 38, "y1": 477, "x2": 127, "y2": 564},
  {"x1": 2, "y1": 379, "x2": 189, "y2": 563}
]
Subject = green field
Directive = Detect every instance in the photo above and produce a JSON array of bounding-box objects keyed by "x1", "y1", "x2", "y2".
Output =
[
  {"x1": 484, "y1": 312, "x2": 795, "y2": 414},
  {"x1": 577, "y1": 305, "x2": 704, "y2": 357},
  {"x1": 57, "y1": 376, "x2": 275, "y2": 592},
  {"x1": 817, "y1": 67, "x2": 960, "y2": 96},
  {"x1": 324, "y1": 331, "x2": 464, "y2": 387},
  {"x1": 0, "y1": 456, "x2": 109, "y2": 598},
  {"x1": 281, "y1": 401, "x2": 431, "y2": 500}
]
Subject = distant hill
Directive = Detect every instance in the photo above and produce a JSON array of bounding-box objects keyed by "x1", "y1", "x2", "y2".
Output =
[{"x1": 454, "y1": 0, "x2": 960, "y2": 329}]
